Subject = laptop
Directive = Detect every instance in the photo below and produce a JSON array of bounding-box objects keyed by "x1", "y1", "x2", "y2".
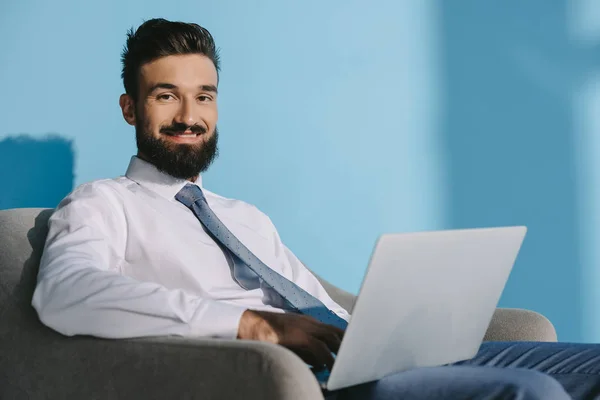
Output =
[{"x1": 315, "y1": 226, "x2": 527, "y2": 391}]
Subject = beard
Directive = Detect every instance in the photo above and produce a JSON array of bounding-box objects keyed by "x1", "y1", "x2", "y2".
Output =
[{"x1": 135, "y1": 119, "x2": 219, "y2": 180}]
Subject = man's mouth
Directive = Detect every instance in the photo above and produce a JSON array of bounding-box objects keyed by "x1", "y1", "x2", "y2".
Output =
[{"x1": 164, "y1": 131, "x2": 202, "y2": 138}]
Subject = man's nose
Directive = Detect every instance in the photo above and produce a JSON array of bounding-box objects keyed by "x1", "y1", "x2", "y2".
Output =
[{"x1": 174, "y1": 99, "x2": 197, "y2": 126}]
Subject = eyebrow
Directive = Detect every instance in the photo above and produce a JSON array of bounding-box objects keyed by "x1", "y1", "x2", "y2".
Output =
[{"x1": 147, "y1": 83, "x2": 218, "y2": 94}]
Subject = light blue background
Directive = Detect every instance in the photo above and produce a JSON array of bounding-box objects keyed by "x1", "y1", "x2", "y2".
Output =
[{"x1": 2, "y1": 0, "x2": 600, "y2": 342}]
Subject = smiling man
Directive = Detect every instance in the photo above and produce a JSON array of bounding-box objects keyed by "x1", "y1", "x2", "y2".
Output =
[
  {"x1": 32, "y1": 18, "x2": 600, "y2": 400},
  {"x1": 123, "y1": 57, "x2": 220, "y2": 180}
]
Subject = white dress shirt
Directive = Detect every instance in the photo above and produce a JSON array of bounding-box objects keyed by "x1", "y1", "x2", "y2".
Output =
[{"x1": 32, "y1": 156, "x2": 350, "y2": 339}]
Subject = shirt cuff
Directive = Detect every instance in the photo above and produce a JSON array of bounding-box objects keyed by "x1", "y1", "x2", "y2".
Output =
[{"x1": 189, "y1": 300, "x2": 248, "y2": 339}]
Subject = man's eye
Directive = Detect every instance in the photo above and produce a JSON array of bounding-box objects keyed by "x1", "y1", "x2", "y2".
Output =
[
  {"x1": 157, "y1": 94, "x2": 174, "y2": 101},
  {"x1": 198, "y1": 95, "x2": 212, "y2": 102}
]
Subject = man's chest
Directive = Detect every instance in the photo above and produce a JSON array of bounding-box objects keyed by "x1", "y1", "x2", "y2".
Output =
[{"x1": 115, "y1": 194, "x2": 280, "y2": 295}]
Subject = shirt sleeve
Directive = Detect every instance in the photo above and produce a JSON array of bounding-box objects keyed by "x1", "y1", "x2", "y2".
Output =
[
  {"x1": 32, "y1": 183, "x2": 247, "y2": 339},
  {"x1": 265, "y1": 217, "x2": 352, "y2": 322}
]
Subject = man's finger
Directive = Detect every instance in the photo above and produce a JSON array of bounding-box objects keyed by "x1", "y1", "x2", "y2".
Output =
[
  {"x1": 303, "y1": 315, "x2": 346, "y2": 339},
  {"x1": 316, "y1": 329, "x2": 342, "y2": 354},
  {"x1": 328, "y1": 324, "x2": 346, "y2": 338},
  {"x1": 311, "y1": 338, "x2": 336, "y2": 370},
  {"x1": 295, "y1": 344, "x2": 327, "y2": 370}
]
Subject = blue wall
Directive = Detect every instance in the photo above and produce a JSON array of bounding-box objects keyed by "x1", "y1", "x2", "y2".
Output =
[{"x1": 2, "y1": 0, "x2": 600, "y2": 342}]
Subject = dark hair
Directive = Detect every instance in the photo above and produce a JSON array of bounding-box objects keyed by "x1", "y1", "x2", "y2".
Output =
[{"x1": 121, "y1": 18, "x2": 220, "y2": 101}]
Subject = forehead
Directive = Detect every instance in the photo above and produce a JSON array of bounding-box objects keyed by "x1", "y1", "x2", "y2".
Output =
[{"x1": 139, "y1": 54, "x2": 218, "y2": 90}]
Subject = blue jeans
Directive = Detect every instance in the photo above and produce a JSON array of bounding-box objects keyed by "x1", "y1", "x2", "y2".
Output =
[{"x1": 326, "y1": 342, "x2": 600, "y2": 399}]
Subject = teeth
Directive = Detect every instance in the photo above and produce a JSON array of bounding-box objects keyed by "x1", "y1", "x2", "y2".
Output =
[{"x1": 176, "y1": 134, "x2": 197, "y2": 138}]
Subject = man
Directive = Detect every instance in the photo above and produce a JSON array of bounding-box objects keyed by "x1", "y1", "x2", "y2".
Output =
[{"x1": 32, "y1": 18, "x2": 600, "y2": 399}]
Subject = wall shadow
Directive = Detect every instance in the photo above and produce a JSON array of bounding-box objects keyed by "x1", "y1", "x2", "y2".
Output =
[
  {"x1": 439, "y1": 1, "x2": 585, "y2": 341},
  {"x1": 0, "y1": 135, "x2": 74, "y2": 210}
]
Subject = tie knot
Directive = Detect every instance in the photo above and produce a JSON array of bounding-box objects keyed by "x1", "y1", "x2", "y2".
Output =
[{"x1": 175, "y1": 184, "x2": 205, "y2": 207}]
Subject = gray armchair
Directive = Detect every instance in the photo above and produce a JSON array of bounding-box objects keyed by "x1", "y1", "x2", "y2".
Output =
[{"x1": 0, "y1": 208, "x2": 557, "y2": 399}]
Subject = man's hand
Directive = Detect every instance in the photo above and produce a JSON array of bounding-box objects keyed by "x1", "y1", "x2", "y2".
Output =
[{"x1": 237, "y1": 310, "x2": 345, "y2": 370}]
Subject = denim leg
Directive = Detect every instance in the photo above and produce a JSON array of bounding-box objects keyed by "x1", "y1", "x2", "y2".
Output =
[
  {"x1": 456, "y1": 342, "x2": 600, "y2": 400},
  {"x1": 327, "y1": 365, "x2": 569, "y2": 400}
]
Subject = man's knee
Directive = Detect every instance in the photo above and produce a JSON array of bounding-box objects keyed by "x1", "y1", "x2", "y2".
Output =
[{"x1": 494, "y1": 369, "x2": 569, "y2": 400}]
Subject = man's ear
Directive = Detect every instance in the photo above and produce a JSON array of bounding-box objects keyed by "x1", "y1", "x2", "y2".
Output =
[{"x1": 119, "y1": 94, "x2": 136, "y2": 126}]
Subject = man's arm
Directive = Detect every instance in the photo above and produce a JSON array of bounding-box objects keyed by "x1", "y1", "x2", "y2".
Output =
[{"x1": 32, "y1": 183, "x2": 247, "y2": 339}]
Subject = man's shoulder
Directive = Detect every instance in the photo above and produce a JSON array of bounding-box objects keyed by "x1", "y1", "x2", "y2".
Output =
[
  {"x1": 60, "y1": 177, "x2": 130, "y2": 207},
  {"x1": 49, "y1": 178, "x2": 131, "y2": 227}
]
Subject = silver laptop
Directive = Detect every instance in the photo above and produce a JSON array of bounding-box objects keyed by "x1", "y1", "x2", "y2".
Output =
[{"x1": 317, "y1": 226, "x2": 527, "y2": 391}]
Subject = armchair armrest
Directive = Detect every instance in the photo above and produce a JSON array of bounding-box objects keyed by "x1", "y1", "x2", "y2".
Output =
[
  {"x1": 483, "y1": 308, "x2": 558, "y2": 342},
  {"x1": 1, "y1": 330, "x2": 324, "y2": 400}
]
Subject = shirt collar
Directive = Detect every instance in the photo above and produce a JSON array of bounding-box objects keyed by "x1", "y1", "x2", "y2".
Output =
[{"x1": 125, "y1": 156, "x2": 203, "y2": 201}]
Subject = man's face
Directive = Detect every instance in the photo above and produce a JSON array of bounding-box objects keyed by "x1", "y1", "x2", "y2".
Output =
[{"x1": 120, "y1": 54, "x2": 219, "y2": 180}]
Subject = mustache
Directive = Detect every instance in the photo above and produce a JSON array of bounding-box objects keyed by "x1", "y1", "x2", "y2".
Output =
[{"x1": 160, "y1": 123, "x2": 207, "y2": 135}]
